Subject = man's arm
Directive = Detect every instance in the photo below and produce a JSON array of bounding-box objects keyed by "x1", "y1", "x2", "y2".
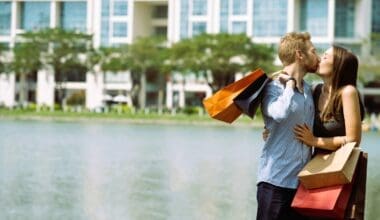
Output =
[{"x1": 261, "y1": 80, "x2": 296, "y2": 123}]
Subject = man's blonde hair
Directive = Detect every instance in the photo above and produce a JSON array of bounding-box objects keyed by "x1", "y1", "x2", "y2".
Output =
[{"x1": 278, "y1": 32, "x2": 311, "y2": 66}]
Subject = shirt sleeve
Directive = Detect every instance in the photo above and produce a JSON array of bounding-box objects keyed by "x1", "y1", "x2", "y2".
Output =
[{"x1": 261, "y1": 82, "x2": 295, "y2": 123}]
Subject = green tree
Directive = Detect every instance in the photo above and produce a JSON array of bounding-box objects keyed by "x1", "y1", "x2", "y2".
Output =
[
  {"x1": 90, "y1": 45, "x2": 130, "y2": 108},
  {"x1": 19, "y1": 28, "x2": 93, "y2": 107},
  {"x1": 126, "y1": 37, "x2": 170, "y2": 110},
  {"x1": 10, "y1": 42, "x2": 43, "y2": 105},
  {"x1": 93, "y1": 46, "x2": 129, "y2": 73},
  {"x1": 0, "y1": 44, "x2": 6, "y2": 73},
  {"x1": 170, "y1": 33, "x2": 275, "y2": 92},
  {"x1": 359, "y1": 33, "x2": 380, "y2": 84}
]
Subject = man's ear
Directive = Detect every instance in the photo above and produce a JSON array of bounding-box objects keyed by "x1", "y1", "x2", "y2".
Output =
[{"x1": 295, "y1": 49, "x2": 303, "y2": 60}]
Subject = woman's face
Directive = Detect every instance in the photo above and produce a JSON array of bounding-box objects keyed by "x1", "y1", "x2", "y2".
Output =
[{"x1": 317, "y1": 47, "x2": 334, "y2": 76}]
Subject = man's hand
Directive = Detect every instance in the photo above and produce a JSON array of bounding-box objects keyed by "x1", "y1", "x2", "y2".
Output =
[
  {"x1": 276, "y1": 73, "x2": 296, "y2": 89},
  {"x1": 276, "y1": 73, "x2": 292, "y2": 84},
  {"x1": 262, "y1": 127, "x2": 270, "y2": 141}
]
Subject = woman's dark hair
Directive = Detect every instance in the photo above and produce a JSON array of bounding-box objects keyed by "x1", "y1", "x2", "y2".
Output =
[{"x1": 320, "y1": 45, "x2": 365, "y2": 121}]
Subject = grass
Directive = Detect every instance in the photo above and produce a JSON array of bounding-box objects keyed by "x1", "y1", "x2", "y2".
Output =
[{"x1": 0, "y1": 108, "x2": 265, "y2": 127}]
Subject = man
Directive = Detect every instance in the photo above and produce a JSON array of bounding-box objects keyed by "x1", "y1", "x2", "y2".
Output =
[{"x1": 256, "y1": 32, "x2": 320, "y2": 220}]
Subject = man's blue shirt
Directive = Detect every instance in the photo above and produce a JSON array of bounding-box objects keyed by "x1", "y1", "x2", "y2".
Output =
[{"x1": 258, "y1": 79, "x2": 314, "y2": 189}]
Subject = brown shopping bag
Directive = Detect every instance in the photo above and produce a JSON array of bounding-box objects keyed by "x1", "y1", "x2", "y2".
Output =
[
  {"x1": 203, "y1": 68, "x2": 265, "y2": 123},
  {"x1": 298, "y1": 142, "x2": 360, "y2": 189},
  {"x1": 344, "y1": 151, "x2": 367, "y2": 219}
]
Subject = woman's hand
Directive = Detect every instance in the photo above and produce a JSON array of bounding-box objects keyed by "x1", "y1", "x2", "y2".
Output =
[
  {"x1": 262, "y1": 127, "x2": 270, "y2": 141},
  {"x1": 293, "y1": 123, "x2": 316, "y2": 147}
]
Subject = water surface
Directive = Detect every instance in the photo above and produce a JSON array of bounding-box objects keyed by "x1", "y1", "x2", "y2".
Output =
[{"x1": 0, "y1": 119, "x2": 379, "y2": 219}]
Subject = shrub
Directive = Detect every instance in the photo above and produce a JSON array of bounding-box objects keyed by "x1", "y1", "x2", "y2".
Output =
[
  {"x1": 66, "y1": 91, "x2": 85, "y2": 106},
  {"x1": 182, "y1": 106, "x2": 203, "y2": 115}
]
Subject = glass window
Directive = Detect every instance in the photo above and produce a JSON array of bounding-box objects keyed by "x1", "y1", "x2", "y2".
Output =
[
  {"x1": 337, "y1": 43, "x2": 361, "y2": 56},
  {"x1": 220, "y1": 0, "x2": 229, "y2": 33},
  {"x1": 233, "y1": 0, "x2": 247, "y2": 15},
  {"x1": 180, "y1": 0, "x2": 189, "y2": 39},
  {"x1": 192, "y1": 0, "x2": 207, "y2": 16},
  {"x1": 105, "y1": 72, "x2": 130, "y2": 83},
  {"x1": 253, "y1": 0, "x2": 287, "y2": 37},
  {"x1": 113, "y1": 22, "x2": 128, "y2": 37},
  {"x1": 300, "y1": 0, "x2": 328, "y2": 37},
  {"x1": 0, "y1": 2, "x2": 11, "y2": 35},
  {"x1": 372, "y1": 0, "x2": 380, "y2": 56},
  {"x1": 60, "y1": 2, "x2": 87, "y2": 32},
  {"x1": 153, "y1": 5, "x2": 168, "y2": 18},
  {"x1": 372, "y1": 0, "x2": 380, "y2": 33},
  {"x1": 154, "y1": 26, "x2": 167, "y2": 36},
  {"x1": 232, "y1": 21, "x2": 247, "y2": 34},
  {"x1": 113, "y1": 0, "x2": 128, "y2": 16},
  {"x1": 20, "y1": 2, "x2": 51, "y2": 31},
  {"x1": 313, "y1": 43, "x2": 330, "y2": 55},
  {"x1": 192, "y1": 22, "x2": 206, "y2": 36},
  {"x1": 101, "y1": 0, "x2": 110, "y2": 46},
  {"x1": 335, "y1": 0, "x2": 355, "y2": 37}
]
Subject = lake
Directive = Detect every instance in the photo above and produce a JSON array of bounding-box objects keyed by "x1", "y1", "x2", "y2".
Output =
[{"x1": 0, "y1": 119, "x2": 379, "y2": 220}]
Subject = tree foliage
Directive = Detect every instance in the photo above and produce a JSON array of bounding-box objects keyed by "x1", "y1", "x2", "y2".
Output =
[
  {"x1": 17, "y1": 28, "x2": 93, "y2": 105},
  {"x1": 170, "y1": 33, "x2": 275, "y2": 91},
  {"x1": 0, "y1": 44, "x2": 5, "y2": 73},
  {"x1": 8, "y1": 29, "x2": 277, "y2": 109},
  {"x1": 126, "y1": 37, "x2": 170, "y2": 109},
  {"x1": 11, "y1": 42, "x2": 42, "y2": 75},
  {"x1": 358, "y1": 33, "x2": 380, "y2": 84}
]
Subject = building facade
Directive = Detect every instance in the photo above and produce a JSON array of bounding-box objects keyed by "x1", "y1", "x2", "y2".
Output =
[{"x1": 0, "y1": 0, "x2": 378, "y2": 110}]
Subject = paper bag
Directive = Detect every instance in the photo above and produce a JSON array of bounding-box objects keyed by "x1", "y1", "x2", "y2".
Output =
[
  {"x1": 291, "y1": 181, "x2": 353, "y2": 219},
  {"x1": 203, "y1": 68, "x2": 265, "y2": 123},
  {"x1": 233, "y1": 74, "x2": 270, "y2": 118},
  {"x1": 344, "y1": 151, "x2": 367, "y2": 219},
  {"x1": 298, "y1": 143, "x2": 360, "y2": 189}
]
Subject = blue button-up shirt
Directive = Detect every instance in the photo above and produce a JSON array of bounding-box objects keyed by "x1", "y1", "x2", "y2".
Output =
[{"x1": 258, "y1": 79, "x2": 314, "y2": 189}]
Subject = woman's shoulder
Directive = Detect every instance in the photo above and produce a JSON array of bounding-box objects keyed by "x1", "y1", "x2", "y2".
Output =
[
  {"x1": 311, "y1": 82, "x2": 323, "y2": 90},
  {"x1": 310, "y1": 82, "x2": 323, "y2": 95},
  {"x1": 341, "y1": 85, "x2": 359, "y2": 97}
]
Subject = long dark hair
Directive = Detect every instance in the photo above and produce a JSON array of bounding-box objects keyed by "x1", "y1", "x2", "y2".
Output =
[{"x1": 320, "y1": 45, "x2": 365, "y2": 121}]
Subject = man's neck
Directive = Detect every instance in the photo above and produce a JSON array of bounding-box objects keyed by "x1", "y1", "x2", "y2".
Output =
[{"x1": 283, "y1": 64, "x2": 305, "y2": 91}]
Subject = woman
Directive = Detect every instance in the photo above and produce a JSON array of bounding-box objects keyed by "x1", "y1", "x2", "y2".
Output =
[
  {"x1": 293, "y1": 45, "x2": 365, "y2": 150},
  {"x1": 294, "y1": 45, "x2": 365, "y2": 219}
]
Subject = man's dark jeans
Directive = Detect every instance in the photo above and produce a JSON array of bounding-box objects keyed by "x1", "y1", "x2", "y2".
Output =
[{"x1": 256, "y1": 182, "x2": 308, "y2": 220}]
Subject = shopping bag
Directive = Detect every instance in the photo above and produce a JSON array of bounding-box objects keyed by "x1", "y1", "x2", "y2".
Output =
[
  {"x1": 298, "y1": 143, "x2": 360, "y2": 189},
  {"x1": 233, "y1": 74, "x2": 270, "y2": 118},
  {"x1": 344, "y1": 151, "x2": 367, "y2": 219},
  {"x1": 291, "y1": 181, "x2": 353, "y2": 219},
  {"x1": 291, "y1": 150, "x2": 366, "y2": 219},
  {"x1": 203, "y1": 68, "x2": 265, "y2": 123}
]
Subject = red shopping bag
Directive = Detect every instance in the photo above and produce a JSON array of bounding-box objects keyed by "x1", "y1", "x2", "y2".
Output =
[{"x1": 291, "y1": 182, "x2": 352, "y2": 219}]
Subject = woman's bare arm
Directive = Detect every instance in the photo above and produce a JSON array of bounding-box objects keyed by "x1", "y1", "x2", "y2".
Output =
[{"x1": 294, "y1": 85, "x2": 362, "y2": 150}]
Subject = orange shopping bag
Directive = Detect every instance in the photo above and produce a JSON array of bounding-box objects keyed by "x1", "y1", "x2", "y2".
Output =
[{"x1": 203, "y1": 68, "x2": 265, "y2": 123}]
